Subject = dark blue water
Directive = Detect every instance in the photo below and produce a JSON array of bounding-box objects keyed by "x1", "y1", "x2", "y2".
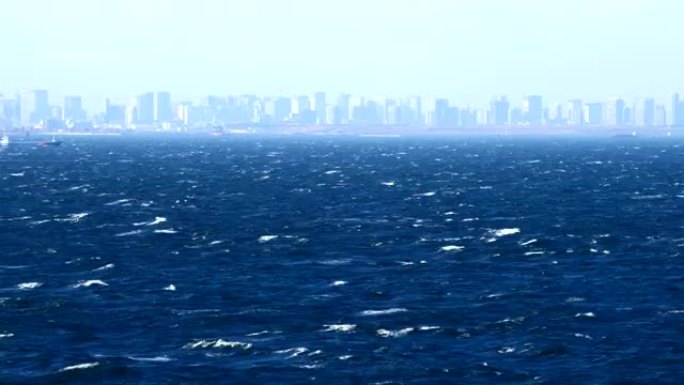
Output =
[{"x1": 2, "y1": 136, "x2": 684, "y2": 384}]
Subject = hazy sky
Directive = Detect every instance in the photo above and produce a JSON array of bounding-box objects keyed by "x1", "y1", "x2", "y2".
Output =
[{"x1": 1, "y1": 0, "x2": 683, "y2": 107}]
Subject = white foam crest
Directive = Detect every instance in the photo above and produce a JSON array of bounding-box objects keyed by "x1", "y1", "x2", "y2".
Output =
[
  {"x1": 377, "y1": 327, "x2": 414, "y2": 338},
  {"x1": 418, "y1": 326, "x2": 441, "y2": 331},
  {"x1": 331, "y1": 280, "x2": 348, "y2": 287},
  {"x1": 104, "y1": 199, "x2": 133, "y2": 206},
  {"x1": 322, "y1": 324, "x2": 356, "y2": 333},
  {"x1": 338, "y1": 355, "x2": 353, "y2": 360},
  {"x1": 134, "y1": 217, "x2": 167, "y2": 226},
  {"x1": 17, "y1": 282, "x2": 42, "y2": 290},
  {"x1": 665, "y1": 310, "x2": 684, "y2": 315},
  {"x1": 10, "y1": 172, "x2": 25, "y2": 177},
  {"x1": 397, "y1": 261, "x2": 414, "y2": 266},
  {"x1": 275, "y1": 347, "x2": 308, "y2": 359},
  {"x1": 163, "y1": 284, "x2": 176, "y2": 291},
  {"x1": 415, "y1": 191, "x2": 436, "y2": 197},
  {"x1": 524, "y1": 251, "x2": 545, "y2": 256},
  {"x1": 493, "y1": 228, "x2": 521, "y2": 237},
  {"x1": 360, "y1": 308, "x2": 408, "y2": 316},
  {"x1": 575, "y1": 312, "x2": 596, "y2": 318},
  {"x1": 115, "y1": 230, "x2": 144, "y2": 237},
  {"x1": 183, "y1": 339, "x2": 252, "y2": 350},
  {"x1": 381, "y1": 181, "x2": 395, "y2": 187},
  {"x1": 154, "y1": 229, "x2": 178, "y2": 234},
  {"x1": 258, "y1": 235, "x2": 278, "y2": 243},
  {"x1": 57, "y1": 212, "x2": 90, "y2": 223},
  {"x1": 440, "y1": 245, "x2": 465, "y2": 253},
  {"x1": 519, "y1": 239, "x2": 538, "y2": 246},
  {"x1": 246, "y1": 330, "x2": 270, "y2": 337},
  {"x1": 127, "y1": 356, "x2": 173, "y2": 362},
  {"x1": 0, "y1": 333, "x2": 14, "y2": 338},
  {"x1": 574, "y1": 333, "x2": 593, "y2": 339},
  {"x1": 60, "y1": 362, "x2": 99, "y2": 372},
  {"x1": 72, "y1": 280, "x2": 108, "y2": 288},
  {"x1": 324, "y1": 170, "x2": 341, "y2": 175},
  {"x1": 498, "y1": 347, "x2": 516, "y2": 354},
  {"x1": 462, "y1": 217, "x2": 479, "y2": 222},
  {"x1": 93, "y1": 263, "x2": 115, "y2": 272},
  {"x1": 565, "y1": 297, "x2": 585, "y2": 303}
]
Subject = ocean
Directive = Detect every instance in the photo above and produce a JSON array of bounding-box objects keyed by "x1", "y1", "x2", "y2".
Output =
[{"x1": 1, "y1": 135, "x2": 684, "y2": 384}]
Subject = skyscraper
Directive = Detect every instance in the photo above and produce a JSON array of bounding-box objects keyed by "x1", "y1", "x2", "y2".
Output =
[
  {"x1": 489, "y1": 96, "x2": 509, "y2": 125},
  {"x1": 314, "y1": 92, "x2": 326, "y2": 124},
  {"x1": 671, "y1": 93, "x2": 684, "y2": 126},
  {"x1": 604, "y1": 98, "x2": 625, "y2": 126},
  {"x1": 567, "y1": 99, "x2": 584, "y2": 126},
  {"x1": 523, "y1": 95, "x2": 543, "y2": 125},
  {"x1": 154, "y1": 92, "x2": 172, "y2": 123},
  {"x1": 19, "y1": 90, "x2": 49, "y2": 126},
  {"x1": 633, "y1": 98, "x2": 655, "y2": 127},
  {"x1": 63, "y1": 96, "x2": 85, "y2": 121},
  {"x1": 585, "y1": 103, "x2": 603, "y2": 125},
  {"x1": 137, "y1": 92, "x2": 154, "y2": 124}
]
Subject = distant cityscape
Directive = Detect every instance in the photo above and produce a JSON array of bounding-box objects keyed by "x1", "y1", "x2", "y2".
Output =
[{"x1": 1, "y1": 90, "x2": 684, "y2": 132}]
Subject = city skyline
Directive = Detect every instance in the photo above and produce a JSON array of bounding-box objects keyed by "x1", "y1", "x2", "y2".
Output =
[
  {"x1": 3, "y1": 88, "x2": 684, "y2": 130},
  {"x1": 1, "y1": 0, "x2": 683, "y2": 104}
]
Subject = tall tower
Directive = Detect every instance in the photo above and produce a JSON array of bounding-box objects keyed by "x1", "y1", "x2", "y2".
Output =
[
  {"x1": 154, "y1": 92, "x2": 172, "y2": 123},
  {"x1": 19, "y1": 90, "x2": 49, "y2": 126},
  {"x1": 524, "y1": 95, "x2": 543, "y2": 125},
  {"x1": 137, "y1": 92, "x2": 154, "y2": 124}
]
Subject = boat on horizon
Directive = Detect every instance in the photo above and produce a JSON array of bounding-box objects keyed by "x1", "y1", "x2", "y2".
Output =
[{"x1": 37, "y1": 136, "x2": 62, "y2": 147}]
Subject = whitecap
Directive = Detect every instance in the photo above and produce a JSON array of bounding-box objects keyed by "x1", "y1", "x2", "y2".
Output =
[
  {"x1": 322, "y1": 324, "x2": 356, "y2": 333},
  {"x1": 258, "y1": 235, "x2": 278, "y2": 243},
  {"x1": 154, "y1": 229, "x2": 178, "y2": 234},
  {"x1": 17, "y1": 282, "x2": 42, "y2": 290},
  {"x1": 183, "y1": 339, "x2": 252, "y2": 350},
  {"x1": 115, "y1": 230, "x2": 144, "y2": 237},
  {"x1": 72, "y1": 280, "x2": 108, "y2": 288},
  {"x1": 397, "y1": 261, "x2": 414, "y2": 266},
  {"x1": 10, "y1": 172, "x2": 25, "y2": 177},
  {"x1": 134, "y1": 217, "x2": 167, "y2": 226},
  {"x1": 418, "y1": 326, "x2": 441, "y2": 331},
  {"x1": 524, "y1": 251, "x2": 545, "y2": 256},
  {"x1": 0, "y1": 333, "x2": 14, "y2": 338},
  {"x1": 381, "y1": 181, "x2": 395, "y2": 187},
  {"x1": 275, "y1": 347, "x2": 308, "y2": 359},
  {"x1": 377, "y1": 327, "x2": 414, "y2": 338},
  {"x1": 246, "y1": 330, "x2": 270, "y2": 337},
  {"x1": 415, "y1": 191, "x2": 436, "y2": 197},
  {"x1": 127, "y1": 356, "x2": 173, "y2": 363},
  {"x1": 519, "y1": 239, "x2": 538, "y2": 246},
  {"x1": 493, "y1": 228, "x2": 520, "y2": 237},
  {"x1": 338, "y1": 355, "x2": 353, "y2": 360},
  {"x1": 574, "y1": 333, "x2": 593, "y2": 339},
  {"x1": 440, "y1": 245, "x2": 464, "y2": 253},
  {"x1": 565, "y1": 297, "x2": 585, "y2": 303},
  {"x1": 60, "y1": 362, "x2": 99, "y2": 372},
  {"x1": 93, "y1": 263, "x2": 115, "y2": 272},
  {"x1": 462, "y1": 218, "x2": 479, "y2": 222},
  {"x1": 104, "y1": 199, "x2": 133, "y2": 206},
  {"x1": 331, "y1": 280, "x2": 347, "y2": 287},
  {"x1": 359, "y1": 308, "x2": 408, "y2": 316},
  {"x1": 575, "y1": 312, "x2": 596, "y2": 318},
  {"x1": 163, "y1": 284, "x2": 176, "y2": 291},
  {"x1": 498, "y1": 347, "x2": 516, "y2": 354}
]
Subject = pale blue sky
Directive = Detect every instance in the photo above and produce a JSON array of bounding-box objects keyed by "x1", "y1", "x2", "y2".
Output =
[{"x1": 1, "y1": 0, "x2": 682, "y2": 107}]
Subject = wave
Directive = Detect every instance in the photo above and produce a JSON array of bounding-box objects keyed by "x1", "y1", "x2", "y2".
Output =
[
  {"x1": 377, "y1": 327, "x2": 414, "y2": 338},
  {"x1": 59, "y1": 362, "x2": 99, "y2": 372},
  {"x1": 183, "y1": 339, "x2": 252, "y2": 350},
  {"x1": 359, "y1": 308, "x2": 408, "y2": 316},
  {"x1": 17, "y1": 282, "x2": 42, "y2": 290},
  {"x1": 322, "y1": 324, "x2": 356, "y2": 333},
  {"x1": 71, "y1": 280, "x2": 108, "y2": 288}
]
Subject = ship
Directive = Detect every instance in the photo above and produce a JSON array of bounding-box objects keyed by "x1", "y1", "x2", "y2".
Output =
[{"x1": 37, "y1": 136, "x2": 62, "y2": 147}]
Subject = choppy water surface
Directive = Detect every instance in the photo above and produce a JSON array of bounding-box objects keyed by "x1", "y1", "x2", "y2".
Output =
[{"x1": 2, "y1": 136, "x2": 684, "y2": 384}]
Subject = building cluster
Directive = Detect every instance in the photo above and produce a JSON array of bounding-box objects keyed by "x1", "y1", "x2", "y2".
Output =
[{"x1": 1, "y1": 90, "x2": 684, "y2": 131}]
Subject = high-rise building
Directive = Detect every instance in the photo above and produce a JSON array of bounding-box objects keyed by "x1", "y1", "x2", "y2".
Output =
[
  {"x1": 489, "y1": 96, "x2": 509, "y2": 125},
  {"x1": 19, "y1": 90, "x2": 49, "y2": 126},
  {"x1": 523, "y1": 95, "x2": 543, "y2": 125},
  {"x1": 63, "y1": 96, "x2": 85, "y2": 121},
  {"x1": 567, "y1": 99, "x2": 584, "y2": 126},
  {"x1": 137, "y1": 92, "x2": 154, "y2": 124},
  {"x1": 434, "y1": 98, "x2": 450, "y2": 126},
  {"x1": 154, "y1": 92, "x2": 172, "y2": 123},
  {"x1": 604, "y1": 98, "x2": 625, "y2": 126},
  {"x1": 671, "y1": 93, "x2": 684, "y2": 126},
  {"x1": 655, "y1": 104, "x2": 667, "y2": 126},
  {"x1": 314, "y1": 92, "x2": 326, "y2": 124},
  {"x1": 633, "y1": 98, "x2": 655, "y2": 127},
  {"x1": 585, "y1": 102, "x2": 603, "y2": 125}
]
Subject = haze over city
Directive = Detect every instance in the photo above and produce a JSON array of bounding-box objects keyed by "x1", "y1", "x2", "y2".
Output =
[{"x1": 1, "y1": 0, "x2": 683, "y2": 109}]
